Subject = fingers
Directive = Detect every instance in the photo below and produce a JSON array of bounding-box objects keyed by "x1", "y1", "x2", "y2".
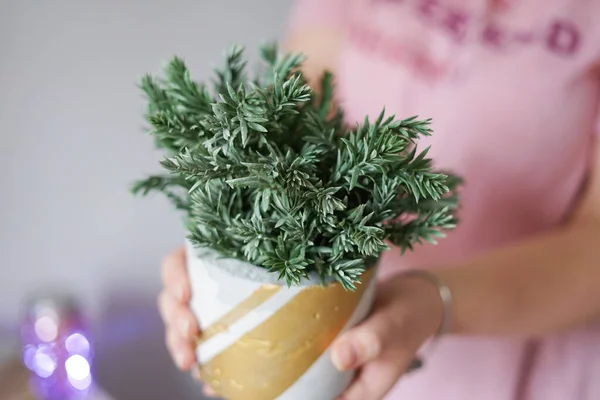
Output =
[
  {"x1": 159, "y1": 245, "x2": 199, "y2": 371},
  {"x1": 158, "y1": 290, "x2": 177, "y2": 325},
  {"x1": 337, "y1": 359, "x2": 404, "y2": 400},
  {"x1": 158, "y1": 291, "x2": 199, "y2": 339},
  {"x1": 191, "y1": 368, "x2": 220, "y2": 397},
  {"x1": 331, "y1": 309, "x2": 396, "y2": 371},
  {"x1": 203, "y1": 385, "x2": 219, "y2": 397},
  {"x1": 166, "y1": 328, "x2": 196, "y2": 370},
  {"x1": 161, "y1": 246, "x2": 190, "y2": 303},
  {"x1": 332, "y1": 299, "x2": 418, "y2": 400}
]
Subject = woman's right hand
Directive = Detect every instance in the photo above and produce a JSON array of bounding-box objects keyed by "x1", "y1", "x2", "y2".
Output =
[{"x1": 158, "y1": 246, "x2": 218, "y2": 397}]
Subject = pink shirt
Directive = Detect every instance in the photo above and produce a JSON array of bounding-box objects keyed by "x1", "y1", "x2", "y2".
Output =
[{"x1": 290, "y1": 1, "x2": 600, "y2": 399}]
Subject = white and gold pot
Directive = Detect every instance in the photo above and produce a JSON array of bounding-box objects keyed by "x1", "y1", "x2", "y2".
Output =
[{"x1": 186, "y1": 241, "x2": 377, "y2": 400}]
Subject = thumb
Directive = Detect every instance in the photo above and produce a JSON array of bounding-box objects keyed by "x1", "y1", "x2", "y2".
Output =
[{"x1": 331, "y1": 310, "x2": 396, "y2": 371}]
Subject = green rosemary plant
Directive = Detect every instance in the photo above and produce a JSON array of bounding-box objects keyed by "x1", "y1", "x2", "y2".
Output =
[{"x1": 132, "y1": 44, "x2": 460, "y2": 290}]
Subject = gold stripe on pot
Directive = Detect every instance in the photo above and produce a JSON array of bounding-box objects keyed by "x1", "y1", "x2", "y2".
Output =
[
  {"x1": 197, "y1": 285, "x2": 282, "y2": 345},
  {"x1": 200, "y1": 268, "x2": 375, "y2": 400}
]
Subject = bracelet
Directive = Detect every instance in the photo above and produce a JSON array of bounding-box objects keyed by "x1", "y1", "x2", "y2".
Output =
[{"x1": 400, "y1": 269, "x2": 453, "y2": 373}]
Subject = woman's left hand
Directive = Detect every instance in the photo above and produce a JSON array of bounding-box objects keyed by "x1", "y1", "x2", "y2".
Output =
[{"x1": 331, "y1": 273, "x2": 445, "y2": 400}]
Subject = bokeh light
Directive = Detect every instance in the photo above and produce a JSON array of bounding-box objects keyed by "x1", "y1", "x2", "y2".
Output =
[
  {"x1": 22, "y1": 344, "x2": 37, "y2": 371},
  {"x1": 33, "y1": 346, "x2": 57, "y2": 378},
  {"x1": 21, "y1": 295, "x2": 94, "y2": 398},
  {"x1": 65, "y1": 354, "x2": 92, "y2": 390},
  {"x1": 65, "y1": 333, "x2": 91, "y2": 357},
  {"x1": 34, "y1": 315, "x2": 58, "y2": 342}
]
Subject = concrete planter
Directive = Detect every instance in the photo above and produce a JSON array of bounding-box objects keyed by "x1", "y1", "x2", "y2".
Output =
[{"x1": 186, "y1": 241, "x2": 377, "y2": 400}]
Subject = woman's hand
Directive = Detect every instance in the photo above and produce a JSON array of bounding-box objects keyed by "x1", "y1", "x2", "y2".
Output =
[
  {"x1": 331, "y1": 273, "x2": 444, "y2": 400},
  {"x1": 157, "y1": 246, "x2": 218, "y2": 397}
]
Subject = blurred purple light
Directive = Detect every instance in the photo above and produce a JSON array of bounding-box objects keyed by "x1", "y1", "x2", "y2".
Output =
[
  {"x1": 68, "y1": 373, "x2": 93, "y2": 391},
  {"x1": 65, "y1": 355, "x2": 92, "y2": 390},
  {"x1": 33, "y1": 346, "x2": 57, "y2": 378},
  {"x1": 23, "y1": 344, "x2": 37, "y2": 370},
  {"x1": 35, "y1": 315, "x2": 59, "y2": 342},
  {"x1": 21, "y1": 294, "x2": 95, "y2": 399},
  {"x1": 65, "y1": 355, "x2": 90, "y2": 380},
  {"x1": 65, "y1": 333, "x2": 91, "y2": 357}
]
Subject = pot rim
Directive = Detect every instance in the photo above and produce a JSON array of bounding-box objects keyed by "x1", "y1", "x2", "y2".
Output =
[{"x1": 186, "y1": 240, "x2": 378, "y2": 288}]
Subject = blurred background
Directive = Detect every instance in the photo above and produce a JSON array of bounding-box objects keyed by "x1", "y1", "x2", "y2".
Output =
[{"x1": 0, "y1": 1, "x2": 293, "y2": 398}]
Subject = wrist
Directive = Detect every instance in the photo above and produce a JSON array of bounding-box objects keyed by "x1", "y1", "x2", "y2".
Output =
[{"x1": 392, "y1": 270, "x2": 450, "y2": 342}]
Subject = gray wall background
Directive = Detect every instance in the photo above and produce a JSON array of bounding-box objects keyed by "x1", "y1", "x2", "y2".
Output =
[{"x1": 0, "y1": 1, "x2": 293, "y2": 398}]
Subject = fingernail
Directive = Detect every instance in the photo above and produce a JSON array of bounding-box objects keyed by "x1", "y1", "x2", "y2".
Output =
[
  {"x1": 191, "y1": 367, "x2": 201, "y2": 381},
  {"x1": 180, "y1": 317, "x2": 191, "y2": 338},
  {"x1": 332, "y1": 341, "x2": 356, "y2": 371},
  {"x1": 175, "y1": 351, "x2": 187, "y2": 369}
]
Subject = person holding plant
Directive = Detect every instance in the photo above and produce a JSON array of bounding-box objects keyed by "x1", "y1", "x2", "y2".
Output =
[{"x1": 157, "y1": 0, "x2": 600, "y2": 399}]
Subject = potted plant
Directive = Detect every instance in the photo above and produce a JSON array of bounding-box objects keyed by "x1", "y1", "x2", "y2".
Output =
[{"x1": 132, "y1": 44, "x2": 459, "y2": 400}]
